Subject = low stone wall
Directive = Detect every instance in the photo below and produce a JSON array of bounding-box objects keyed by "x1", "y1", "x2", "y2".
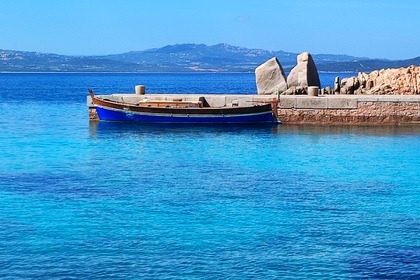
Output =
[
  {"x1": 278, "y1": 95, "x2": 420, "y2": 124},
  {"x1": 89, "y1": 108, "x2": 100, "y2": 121}
]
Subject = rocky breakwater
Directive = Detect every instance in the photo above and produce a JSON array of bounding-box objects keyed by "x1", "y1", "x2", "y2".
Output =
[
  {"x1": 339, "y1": 65, "x2": 420, "y2": 95},
  {"x1": 255, "y1": 55, "x2": 420, "y2": 124}
]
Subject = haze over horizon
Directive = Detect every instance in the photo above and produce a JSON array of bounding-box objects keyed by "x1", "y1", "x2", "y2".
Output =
[{"x1": 0, "y1": 0, "x2": 419, "y2": 60}]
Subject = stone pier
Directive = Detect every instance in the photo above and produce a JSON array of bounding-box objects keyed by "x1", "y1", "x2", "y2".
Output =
[{"x1": 277, "y1": 95, "x2": 420, "y2": 124}]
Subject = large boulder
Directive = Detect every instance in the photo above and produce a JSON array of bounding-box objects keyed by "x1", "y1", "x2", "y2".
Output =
[
  {"x1": 287, "y1": 52, "x2": 321, "y2": 88},
  {"x1": 255, "y1": 57, "x2": 288, "y2": 95},
  {"x1": 340, "y1": 77, "x2": 359, "y2": 94}
]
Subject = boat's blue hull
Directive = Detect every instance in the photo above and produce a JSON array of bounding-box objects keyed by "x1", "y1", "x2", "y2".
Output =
[{"x1": 95, "y1": 106, "x2": 277, "y2": 124}]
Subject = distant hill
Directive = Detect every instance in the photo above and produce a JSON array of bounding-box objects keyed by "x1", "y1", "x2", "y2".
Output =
[
  {"x1": 316, "y1": 56, "x2": 420, "y2": 72},
  {"x1": 0, "y1": 43, "x2": 418, "y2": 73}
]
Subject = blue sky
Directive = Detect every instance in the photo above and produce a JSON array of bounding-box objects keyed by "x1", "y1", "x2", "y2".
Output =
[{"x1": 0, "y1": 0, "x2": 418, "y2": 59}]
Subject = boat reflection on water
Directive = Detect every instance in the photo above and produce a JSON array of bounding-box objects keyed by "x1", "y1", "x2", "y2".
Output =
[
  {"x1": 88, "y1": 121, "x2": 282, "y2": 138},
  {"x1": 89, "y1": 120, "x2": 420, "y2": 139}
]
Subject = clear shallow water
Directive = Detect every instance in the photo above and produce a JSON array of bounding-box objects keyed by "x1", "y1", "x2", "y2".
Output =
[{"x1": 1, "y1": 73, "x2": 419, "y2": 279}]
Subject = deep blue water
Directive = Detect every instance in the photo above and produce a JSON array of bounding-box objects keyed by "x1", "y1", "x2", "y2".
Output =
[{"x1": 1, "y1": 73, "x2": 419, "y2": 279}]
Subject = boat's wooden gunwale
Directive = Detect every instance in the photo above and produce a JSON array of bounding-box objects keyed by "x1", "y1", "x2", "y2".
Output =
[{"x1": 93, "y1": 95, "x2": 273, "y2": 116}]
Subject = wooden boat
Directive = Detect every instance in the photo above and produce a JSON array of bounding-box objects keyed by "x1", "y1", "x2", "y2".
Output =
[{"x1": 89, "y1": 90, "x2": 280, "y2": 124}]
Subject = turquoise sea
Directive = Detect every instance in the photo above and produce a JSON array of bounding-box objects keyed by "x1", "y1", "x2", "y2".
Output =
[{"x1": 1, "y1": 73, "x2": 419, "y2": 279}]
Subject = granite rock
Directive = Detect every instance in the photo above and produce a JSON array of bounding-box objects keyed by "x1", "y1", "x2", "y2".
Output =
[
  {"x1": 255, "y1": 57, "x2": 288, "y2": 95},
  {"x1": 287, "y1": 52, "x2": 321, "y2": 88},
  {"x1": 333, "y1": 76, "x2": 340, "y2": 94},
  {"x1": 339, "y1": 65, "x2": 420, "y2": 95}
]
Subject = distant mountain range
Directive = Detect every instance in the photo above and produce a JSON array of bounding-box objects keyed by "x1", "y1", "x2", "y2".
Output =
[{"x1": 1, "y1": 43, "x2": 419, "y2": 73}]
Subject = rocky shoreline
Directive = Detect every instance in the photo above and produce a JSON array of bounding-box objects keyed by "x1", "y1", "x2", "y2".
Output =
[{"x1": 338, "y1": 66, "x2": 419, "y2": 95}]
